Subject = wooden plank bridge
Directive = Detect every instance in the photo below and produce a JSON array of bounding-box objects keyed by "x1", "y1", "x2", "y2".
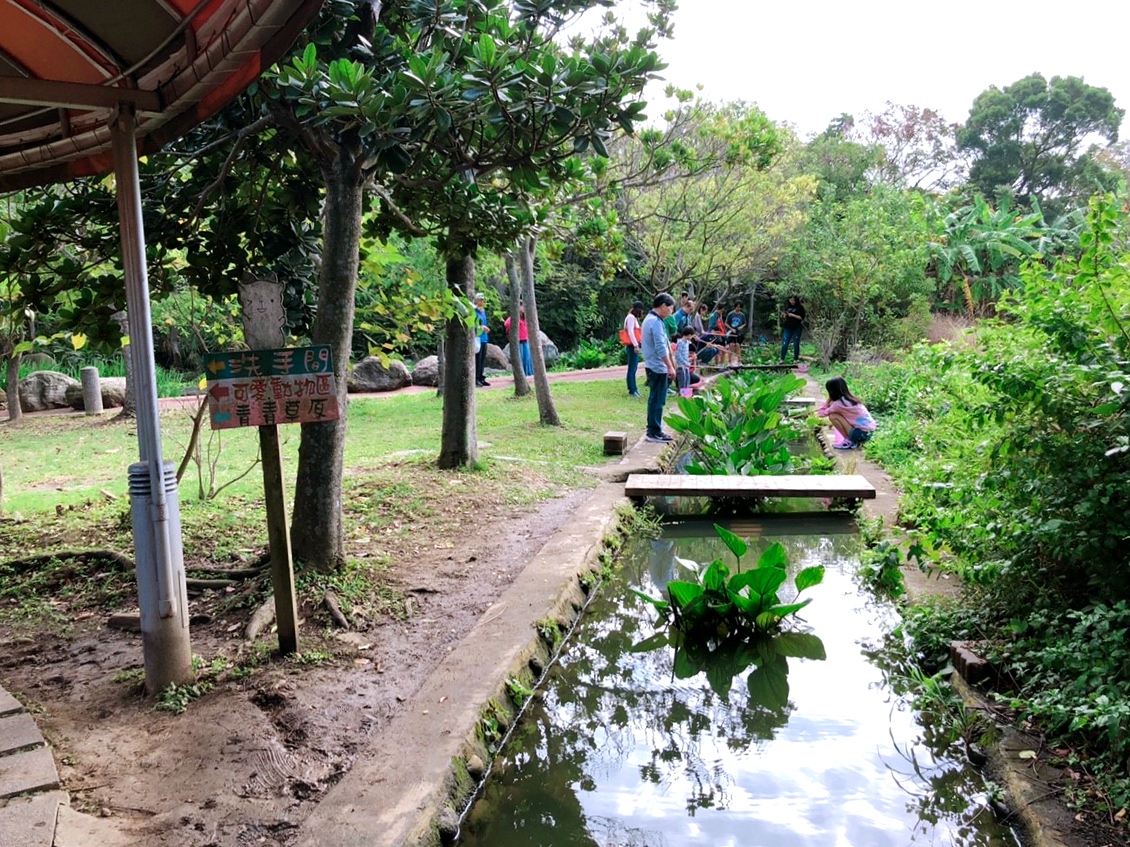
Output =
[{"x1": 625, "y1": 473, "x2": 875, "y2": 500}]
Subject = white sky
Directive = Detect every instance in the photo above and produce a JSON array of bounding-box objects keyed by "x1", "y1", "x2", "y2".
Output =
[{"x1": 596, "y1": 0, "x2": 1130, "y2": 138}]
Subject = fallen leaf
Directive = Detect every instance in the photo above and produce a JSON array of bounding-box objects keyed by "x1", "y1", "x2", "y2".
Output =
[{"x1": 1018, "y1": 750, "x2": 1037, "y2": 760}]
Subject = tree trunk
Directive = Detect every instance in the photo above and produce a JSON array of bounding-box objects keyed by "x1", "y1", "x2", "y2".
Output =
[
  {"x1": 111, "y1": 311, "x2": 136, "y2": 419},
  {"x1": 435, "y1": 332, "x2": 444, "y2": 398},
  {"x1": 438, "y1": 254, "x2": 479, "y2": 468},
  {"x1": 4, "y1": 350, "x2": 21, "y2": 423},
  {"x1": 505, "y1": 254, "x2": 531, "y2": 397},
  {"x1": 518, "y1": 237, "x2": 560, "y2": 426},
  {"x1": 291, "y1": 153, "x2": 364, "y2": 571}
]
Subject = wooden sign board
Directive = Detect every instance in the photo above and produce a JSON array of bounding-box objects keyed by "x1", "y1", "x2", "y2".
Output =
[{"x1": 203, "y1": 345, "x2": 339, "y2": 430}]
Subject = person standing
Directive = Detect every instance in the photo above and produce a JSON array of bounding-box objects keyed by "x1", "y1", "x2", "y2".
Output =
[
  {"x1": 779, "y1": 295, "x2": 806, "y2": 363},
  {"x1": 474, "y1": 293, "x2": 490, "y2": 387},
  {"x1": 622, "y1": 300, "x2": 644, "y2": 397},
  {"x1": 725, "y1": 302, "x2": 746, "y2": 366},
  {"x1": 641, "y1": 293, "x2": 677, "y2": 443},
  {"x1": 504, "y1": 305, "x2": 534, "y2": 377}
]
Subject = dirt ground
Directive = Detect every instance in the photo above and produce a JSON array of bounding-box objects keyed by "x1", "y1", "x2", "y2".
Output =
[{"x1": 0, "y1": 478, "x2": 592, "y2": 846}]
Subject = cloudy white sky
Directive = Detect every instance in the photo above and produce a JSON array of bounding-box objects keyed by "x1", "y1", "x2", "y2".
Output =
[{"x1": 597, "y1": 0, "x2": 1130, "y2": 138}]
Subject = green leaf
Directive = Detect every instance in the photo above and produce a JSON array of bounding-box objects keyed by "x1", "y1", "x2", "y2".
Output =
[
  {"x1": 628, "y1": 588, "x2": 667, "y2": 612},
  {"x1": 747, "y1": 658, "x2": 789, "y2": 709},
  {"x1": 667, "y1": 580, "x2": 703, "y2": 609},
  {"x1": 713, "y1": 524, "x2": 748, "y2": 559},
  {"x1": 701, "y1": 560, "x2": 728, "y2": 593},
  {"x1": 757, "y1": 542, "x2": 787, "y2": 571},
  {"x1": 628, "y1": 632, "x2": 669, "y2": 653},
  {"x1": 795, "y1": 566, "x2": 825, "y2": 593},
  {"x1": 773, "y1": 632, "x2": 827, "y2": 660},
  {"x1": 755, "y1": 611, "x2": 782, "y2": 631}
]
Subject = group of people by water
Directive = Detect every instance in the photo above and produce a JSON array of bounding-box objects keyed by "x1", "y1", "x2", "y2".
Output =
[{"x1": 626, "y1": 291, "x2": 874, "y2": 448}]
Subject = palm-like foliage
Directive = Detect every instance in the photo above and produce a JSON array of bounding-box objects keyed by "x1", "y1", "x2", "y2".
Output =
[{"x1": 929, "y1": 195, "x2": 1048, "y2": 312}]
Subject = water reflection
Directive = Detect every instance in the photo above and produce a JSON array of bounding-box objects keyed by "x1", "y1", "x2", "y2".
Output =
[{"x1": 459, "y1": 519, "x2": 1018, "y2": 847}]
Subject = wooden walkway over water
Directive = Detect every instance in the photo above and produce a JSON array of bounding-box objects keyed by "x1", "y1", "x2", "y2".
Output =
[{"x1": 625, "y1": 473, "x2": 875, "y2": 500}]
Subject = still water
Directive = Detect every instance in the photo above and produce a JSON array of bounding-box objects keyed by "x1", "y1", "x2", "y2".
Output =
[{"x1": 459, "y1": 516, "x2": 1019, "y2": 847}]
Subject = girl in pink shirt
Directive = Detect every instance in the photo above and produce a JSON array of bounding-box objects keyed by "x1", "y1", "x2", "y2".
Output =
[{"x1": 816, "y1": 377, "x2": 876, "y2": 449}]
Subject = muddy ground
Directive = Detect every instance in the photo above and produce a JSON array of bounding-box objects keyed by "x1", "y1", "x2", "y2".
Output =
[{"x1": 0, "y1": 472, "x2": 592, "y2": 846}]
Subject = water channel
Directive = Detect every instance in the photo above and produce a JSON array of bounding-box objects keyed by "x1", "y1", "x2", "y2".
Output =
[{"x1": 458, "y1": 514, "x2": 1020, "y2": 847}]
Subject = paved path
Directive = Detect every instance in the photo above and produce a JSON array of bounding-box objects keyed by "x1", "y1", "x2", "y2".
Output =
[{"x1": 0, "y1": 686, "x2": 65, "y2": 847}]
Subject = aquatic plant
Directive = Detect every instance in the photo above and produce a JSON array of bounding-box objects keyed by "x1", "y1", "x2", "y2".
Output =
[
  {"x1": 631, "y1": 523, "x2": 824, "y2": 637},
  {"x1": 664, "y1": 372, "x2": 807, "y2": 476}
]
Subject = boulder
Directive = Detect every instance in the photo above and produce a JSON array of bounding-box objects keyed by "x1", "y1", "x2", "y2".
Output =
[
  {"x1": 411, "y1": 356, "x2": 440, "y2": 387},
  {"x1": 503, "y1": 332, "x2": 559, "y2": 367},
  {"x1": 18, "y1": 371, "x2": 80, "y2": 412},
  {"x1": 64, "y1": 377, "x2": 128, "y2": 410},
  {"x1": 347, "y1": 357, "x2": 411, "y2": 393},
  {"x1": 537, "y1": 331, "x2": 559, "y2": 366},
  {"x1": 485, "y1": 343, "x2": 509, "y2": 370}
]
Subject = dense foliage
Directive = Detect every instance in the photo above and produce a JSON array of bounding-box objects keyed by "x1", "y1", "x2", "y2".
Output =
[{"x1": 854, "y1": 195, "x2": 1130, "y2": 822}]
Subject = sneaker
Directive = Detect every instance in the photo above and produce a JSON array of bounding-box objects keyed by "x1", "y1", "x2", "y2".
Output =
[
  {"x1": 834, "y1": 443, "x2": 855, "y2": 450},
  {"x1": 481, "y1": 379, "x2": 491, "y2": 386},
  {"x1": 645, "y1": 433, "x2": 674, "y2": 443},
  {"x1": 629, "y1": 392, "x2": 641, "y2": 397}
]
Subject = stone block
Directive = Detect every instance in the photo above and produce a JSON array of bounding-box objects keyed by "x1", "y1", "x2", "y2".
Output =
[
  {"x1": 0, "y1": 747, "x2": 59, "y2": 799},
  {"x1": 0, "y1": 713, "x2": 42, "y2": 755},
  {"x1": 603, "y1": 431, "x2": 628, "y2": 456},
  {"x1": 950, "y1": 640, "x2": 992, "y2": 685},
  {"x1": 0, "y1": 790, "x2": 65, "y2": 847},
  {"x1": 0, "y1": 689, "x2": 22, "y2": 717}
]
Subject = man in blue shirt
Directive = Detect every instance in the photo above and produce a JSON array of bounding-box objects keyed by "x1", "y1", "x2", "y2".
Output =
[
  {"x1": 474, "y1": 293, "x2": 490, "y2": 387},
  {"x1": 640, "y1": 292, "x2": 677, "y2": 442}
]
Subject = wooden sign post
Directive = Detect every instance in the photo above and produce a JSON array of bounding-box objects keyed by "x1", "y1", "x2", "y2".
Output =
[{"x1": 200, "y1": 279, "x2": 339, "y2": 655}]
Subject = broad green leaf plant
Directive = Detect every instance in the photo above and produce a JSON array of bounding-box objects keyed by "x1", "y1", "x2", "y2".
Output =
[
  {"x1": 665, "y1": 371, "x2": 808, "y2": 476},
  {"x1": 632, "y1": 523, "x2": 825, "y2": 638}
]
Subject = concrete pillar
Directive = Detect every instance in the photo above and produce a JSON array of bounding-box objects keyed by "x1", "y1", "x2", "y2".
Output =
[{"x1": 80, "y1": 367, "x2": 103, "y2": 415}]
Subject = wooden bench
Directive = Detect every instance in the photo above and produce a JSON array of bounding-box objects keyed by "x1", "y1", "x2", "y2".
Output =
[
  {"x1": 625, "y1": 473, "x2": 875, "y2": 500},
  {"x1": 603, "y1": 431, "x2": 628, "y2": 455}
]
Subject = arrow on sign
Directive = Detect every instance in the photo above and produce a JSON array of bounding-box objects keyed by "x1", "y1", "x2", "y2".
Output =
[
  {"x1": 209, "y1": 384, "x2": 230, "y2": 400},
  {"x1": 207, "y1": 359, "x2": 227, "y2": 374}
]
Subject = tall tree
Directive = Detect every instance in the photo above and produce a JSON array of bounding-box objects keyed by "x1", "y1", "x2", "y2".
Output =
[
  {"x1": 778, "y1": 186, "x2": 933, "y2": 363},
  {"x1": 614, "y1": 103, "x2": 802, "y2": 298},
  {"x1": 848, "y1": 102, "x2": 964, "y2": 192},
  {"x1": 263, "y1": 0, "x2": 670, "y2": 566},
  {"x1": 957, "y1": 73, "x2": 1124, "y2": 215}
]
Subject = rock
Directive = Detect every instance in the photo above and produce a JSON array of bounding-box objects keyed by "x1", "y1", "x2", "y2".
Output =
[
  {"x1": 466, "y1": 754, "x2": 486, "y2": 780},
  {"x1": 503, "y1": 331, "x2": 559, "y2": 367},
  {"x1": 411, "y1": 355, "x2": 440, "y2": 387},
  {"x1": 485, "y1": 343, "x2": 509, "y2": 370},
  {"x1": 18, "y1": 371, "x2": 80, "y2": 412},
  {"x1": 347, "y1": 357, "x2": 411, "y2": 393},
  {"x1": 64, "y1": 377, "x2": 127, "y2": 410},
  {"x1": 537, "y1": 330, "x2": 559, "y2": 366},
  {"x1": 435, "y1": 806, "x2": 460, "y2": 844}
]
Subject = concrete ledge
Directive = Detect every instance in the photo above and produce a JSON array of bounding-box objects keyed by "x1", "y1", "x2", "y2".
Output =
[
  {"x1": 0, "y1": 790, "x2": 66, "y2": 847},
  {"x1": 293, "y1": 482, "x2": 632, "y2": 847},
  {"x1": 953, "y1": 675, "x2": 1077, "y2": 847}
]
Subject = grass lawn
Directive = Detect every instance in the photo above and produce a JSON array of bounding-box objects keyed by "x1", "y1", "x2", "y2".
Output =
[{"x1": 0, "y1": 381, "x2": 645, "y2": 572}]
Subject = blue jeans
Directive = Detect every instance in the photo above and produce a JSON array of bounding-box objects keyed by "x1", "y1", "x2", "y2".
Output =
[
  {"x1": 519, "y1": 340, "x2": 533, "y2": 376},
  {"x1": 780, "y1": 327, "x2": 802, "y2": 361},
  {"x1": 625, "y1": 345, "x2": 639, "y2": 394},
  {"x1": 645, "y1": 368, "x2": 669, "y2": 437}
]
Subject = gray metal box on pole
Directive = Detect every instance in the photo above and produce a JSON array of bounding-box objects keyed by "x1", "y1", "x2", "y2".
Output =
[{"x1": 128, "y1": 460, "x2": 193, "y2": 693}]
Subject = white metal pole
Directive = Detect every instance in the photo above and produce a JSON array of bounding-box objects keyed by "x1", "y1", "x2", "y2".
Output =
[{"x1": 111, "y1": 106, "x2": 193, "y2": 693}]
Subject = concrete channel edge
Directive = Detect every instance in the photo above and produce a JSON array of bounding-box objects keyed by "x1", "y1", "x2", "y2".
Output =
[{"x1": 292, "y1": 481, "x2": 638, "y2": 847}]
